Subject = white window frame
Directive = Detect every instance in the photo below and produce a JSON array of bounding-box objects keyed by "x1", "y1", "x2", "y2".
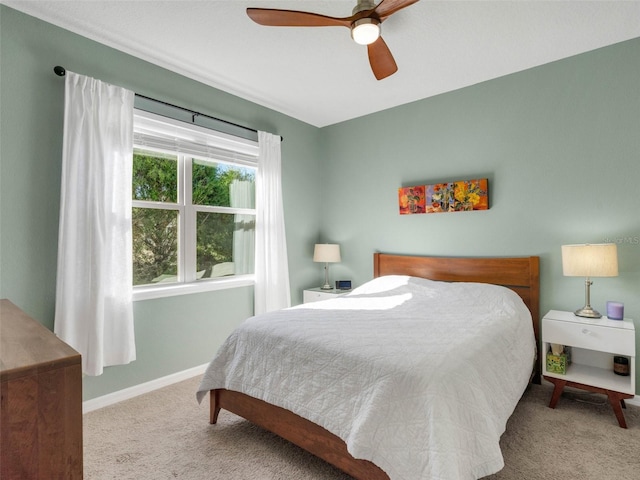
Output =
[{"x1": 132, "y1": 110, "x2": 259, "y2": 301}]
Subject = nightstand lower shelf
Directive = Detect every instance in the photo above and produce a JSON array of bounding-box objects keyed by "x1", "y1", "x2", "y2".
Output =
[
  {"x1": 544, "y1": 362, "x2": 633, "y2": 393},
  {"x1": 544, "y1": 375, "x2": 633, "y2": 428}
]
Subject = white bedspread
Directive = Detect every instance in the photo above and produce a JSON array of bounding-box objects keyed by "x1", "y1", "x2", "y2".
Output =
[{"x1": 197, "y1": 275, "x2": 535, "y2": 480}]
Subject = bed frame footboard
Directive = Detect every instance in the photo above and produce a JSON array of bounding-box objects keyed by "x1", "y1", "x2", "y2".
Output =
[{"x1": 209, "y1": 389, "x2": 390, "y2": 480}]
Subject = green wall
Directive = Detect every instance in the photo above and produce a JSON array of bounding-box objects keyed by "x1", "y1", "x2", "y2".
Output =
[
  {"x1": 0, "y1": 6, "x2": 324, "y2": 400},
  {"x1": 2, "y1": 5, "x2": 640, "y2": 398},
  {"x1": 320, "y1": 37, "x2": 640, "y2": 388}
]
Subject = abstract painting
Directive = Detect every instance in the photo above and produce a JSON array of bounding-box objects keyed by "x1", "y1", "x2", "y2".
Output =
[
  {"x1": 398, "y1": 185, "x2": 426, "y2": 215},
  {"x1": 399, "y1": 178, "x2": 488, "y2": 215}
]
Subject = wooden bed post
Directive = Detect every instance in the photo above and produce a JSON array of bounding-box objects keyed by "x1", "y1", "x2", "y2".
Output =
[
  {"x1": 210, "y1": 390, "x2": 221, "y2": 424},
  {"x1": 373, "y1": 252, "x2": 381, "y2": 278},
  {"x1": 529, "y1": 256, "x2": 541, "y2": 384}
]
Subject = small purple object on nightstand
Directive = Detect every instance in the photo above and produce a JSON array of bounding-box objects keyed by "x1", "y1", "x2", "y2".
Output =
[{"x1": 606, "y1": 301, "x2": 624, "y2": 320}]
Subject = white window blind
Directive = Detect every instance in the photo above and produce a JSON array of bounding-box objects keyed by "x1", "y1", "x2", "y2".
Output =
[{"x1": 133, "y1": 110, "x2": 258, "y2": 167}]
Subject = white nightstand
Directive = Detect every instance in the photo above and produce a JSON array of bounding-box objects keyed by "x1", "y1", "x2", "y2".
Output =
[
  {"x1": 303, "y1": 287, "x2": 348, "y2": 304},
  {"x1": 542, "y1": 309, "x2": 636, "y2": 428}
]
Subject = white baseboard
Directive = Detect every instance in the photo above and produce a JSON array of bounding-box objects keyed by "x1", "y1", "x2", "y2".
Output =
[
  {"x1": 82, "y1": 363, "x2": 209, "y2": 414},
  {"x1": 626, "y1": 396, "x2": 640, "y2": 407},
  {"x1": 84, "y1": 365, "x2": 639, "y2": 414}
]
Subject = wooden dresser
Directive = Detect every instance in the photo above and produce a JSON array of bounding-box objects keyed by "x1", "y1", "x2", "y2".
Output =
[{"x1": 1, "y1": 299, "x2": 83, "y2": 479}]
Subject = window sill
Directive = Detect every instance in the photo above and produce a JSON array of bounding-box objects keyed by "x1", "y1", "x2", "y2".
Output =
[{"x1": 133, "y1": 275, "x2": 255, "y2": 301}]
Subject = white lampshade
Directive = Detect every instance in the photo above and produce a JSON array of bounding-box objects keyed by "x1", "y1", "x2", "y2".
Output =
[
  {"x1": 313, "y1": 244, "x2": 341, "y2": 263},
  {"x1": 561, "y1": 243, "x2": 618, "y2": 277}
]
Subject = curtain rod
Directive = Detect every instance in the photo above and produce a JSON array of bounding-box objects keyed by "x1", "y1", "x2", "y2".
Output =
[{"x1": 53, "y1": 66, "x2": 282, "y2": 142}]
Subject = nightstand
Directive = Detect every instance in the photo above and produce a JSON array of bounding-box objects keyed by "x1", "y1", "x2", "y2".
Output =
[
  {"x1": 303, "y1": 287, "x2": 348, "y2": 303},
  {"x1": 542, "y1": 309, "x2": 636, "y2": 428}
]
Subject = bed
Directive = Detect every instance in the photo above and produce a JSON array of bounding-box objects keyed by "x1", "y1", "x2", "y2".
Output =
[{"x1": 197, "y1": 253, "x2": 540, "y2": 480}]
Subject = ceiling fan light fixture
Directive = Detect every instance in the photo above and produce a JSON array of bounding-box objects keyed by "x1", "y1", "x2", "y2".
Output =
[{"x1": 351, "y1": 18, "x2": 380, "y2": 45}]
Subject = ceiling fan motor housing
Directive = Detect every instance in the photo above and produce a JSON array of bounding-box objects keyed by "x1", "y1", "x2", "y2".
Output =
[{"x1": 352, "y1": 0, "x2": 377, "y2": 15}]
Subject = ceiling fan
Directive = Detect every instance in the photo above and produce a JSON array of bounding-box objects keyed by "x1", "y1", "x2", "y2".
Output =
[{"x1": 246, "y1": 0, "x2": 419, "y2": 80}]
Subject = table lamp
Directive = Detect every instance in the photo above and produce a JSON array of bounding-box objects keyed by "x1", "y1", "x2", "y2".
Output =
[
  {"x1": 313, "y1": 244, "x2": 341, "y2": 290},
  {"x1": 561, "y1": 243, "x2": 618, "y2": 318}
]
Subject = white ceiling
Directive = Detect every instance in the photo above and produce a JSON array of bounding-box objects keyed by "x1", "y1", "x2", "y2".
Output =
[{"x1": 4, "y1": 1, "x2": 640, "y2": 127}]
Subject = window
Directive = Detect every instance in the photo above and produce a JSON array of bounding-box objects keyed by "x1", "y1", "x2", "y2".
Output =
[{"x1": 132, "y1": 110, "x2": 258, "y2": 299}]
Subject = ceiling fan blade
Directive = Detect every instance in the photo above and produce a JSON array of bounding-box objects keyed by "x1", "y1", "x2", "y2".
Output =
[
  {"x1": 247, "y1": 8, "x2": 351, "y2": 28},
  {"x1": 367, "y1": 37, "x2": 398, "y2": 80},
  {"x1": 374, "y1": 0, "x2": 420, "y2": 21}
]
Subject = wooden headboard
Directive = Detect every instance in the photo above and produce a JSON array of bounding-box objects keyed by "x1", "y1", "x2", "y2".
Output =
[{"x1": 373, "y1": 252, "x2": 540, "y2": 382}]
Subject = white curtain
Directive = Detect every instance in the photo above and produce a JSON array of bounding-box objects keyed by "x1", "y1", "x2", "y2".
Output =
[
  {"x1": 254, "y1": 131, "x2": 291, "y2": 314},
  {"x1": 54, "y1": 71, "x2": 136, "y2": 376},
  {"x1": 230, "y1": 179, "x2": 255, "y2": 275}
]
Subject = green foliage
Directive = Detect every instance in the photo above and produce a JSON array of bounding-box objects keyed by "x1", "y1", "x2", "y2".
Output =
[
  {"x1": 133, "y1": 152, "x2": 177, "y2": 202},
  {"x1": 192, "y1": 160, "x2": 254, "y2": 207},
  {"x1": 193, "y1": 161, "x2": 255, "y2": 276},
  {"x1": 132, "y1": 208, "x2": 177, "y2": 285},
  {"x1": 196, "y1": 212, "x2": 235, "y2": 271},
  {"x1": 132, "y1": 152, "x2": 255, "y2": 285}
]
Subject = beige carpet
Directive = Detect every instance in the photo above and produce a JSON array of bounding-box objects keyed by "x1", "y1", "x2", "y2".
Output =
[{"x1": 84, "y1": 376, "x2": 640, "y2": 479}]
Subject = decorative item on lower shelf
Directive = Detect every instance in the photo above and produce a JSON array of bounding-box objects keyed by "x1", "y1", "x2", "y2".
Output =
[
  {"x1": 546, "y1": 345, "x2": 572, "y2": 374},
  {"x1": 613, "y1": 356, "x2": 630, "y2": 376}
]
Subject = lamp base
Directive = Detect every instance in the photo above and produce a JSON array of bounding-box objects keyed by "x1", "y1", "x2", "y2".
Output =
[
  {"x1": 320, "y1": 262, "x2": 333, "y2": 290},
  {"x1": 574, "y1": 306, "x2": 602, "y2": 318}
]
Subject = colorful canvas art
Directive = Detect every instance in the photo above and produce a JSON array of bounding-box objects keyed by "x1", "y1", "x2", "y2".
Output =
[
  {"x1": 399, "y1": 178, "x2": 488, "y2": 215},
  {"x1": 425, "y1": 183, "x2": 454, "y2": 213},
  {"x1": 398, "y1": 185, "x2": 426, "y2": 215}
]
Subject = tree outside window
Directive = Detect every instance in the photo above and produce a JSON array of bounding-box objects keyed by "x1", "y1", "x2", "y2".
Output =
[{"x1": 132, "y1": 150, "x2": 255, "y2": 286}]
